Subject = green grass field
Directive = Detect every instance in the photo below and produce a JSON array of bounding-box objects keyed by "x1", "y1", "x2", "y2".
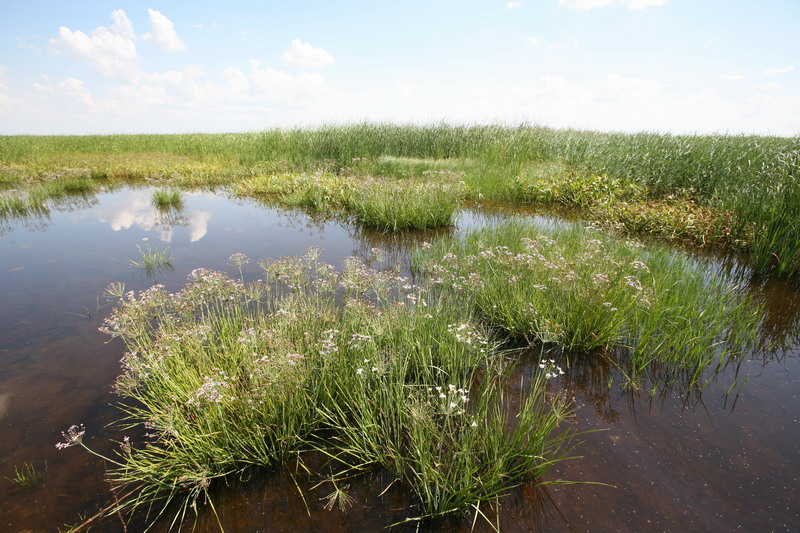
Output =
[{"x1": 2, "y1": 124, "x2": 797, "y2": 274}]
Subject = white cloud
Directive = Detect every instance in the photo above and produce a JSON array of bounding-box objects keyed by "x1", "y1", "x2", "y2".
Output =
[
  {"x1": 49, "y1": 14, "x2": 140, "y2": 80},
  {"x1": 623, "y1": 0, "x2": 671, "y2": 9},
  {"x1": 505, "y1": 2, "x2": 523, "y2": 9},
  {"x1": 0, "y1": 66, "x2": 10, "y2": 92},
  {"x1": 232, "y1": 59, "x2": 335, "y2": 103},
  {"x1": 188, "y1": 211, "x2": 212, "y2": 242},
  {"x1": 559, "y1": 0, "x2": 614, "y2": 9},
  {"x1": 526, "y1": 37, "x2": 542, "y2": 45},
  {"x1": 281, "y1": 39, "x2": 335, "y2": 69},
  {"x1": 559, "y1": 0, "x2": 670, "y2": 9},
  {"x1": 141, "y1": 9, "x2": 185, "y2": 52},
  {"x1": 551, "y1": 37, "x2": 581, "y2": 50},
  {"x1": 764, "y1": 66, "x2": 795, "y2": 75},
  {"x1": 16, "y1": 36, "x2": 39, "y2": 52},
  {"x1": 59, "y1": 77, "x2": 94, "y2": 106},
  {"x1": 110, "y1": 9, "x2": 135, "y2": 40},
  {"x1": 603, "y1": 73, "x2": 662, "y2": 102},
  {"x1": 720, "y1": 72, "x2": 745, "y2": 81},
  {"x1": 758, "y1": 81, "x2": 783, "y2": 91}
]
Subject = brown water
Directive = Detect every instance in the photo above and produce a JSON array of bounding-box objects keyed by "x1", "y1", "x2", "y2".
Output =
[{"x1": 0, "y1": 187, "x2": 797, "y2": 532}]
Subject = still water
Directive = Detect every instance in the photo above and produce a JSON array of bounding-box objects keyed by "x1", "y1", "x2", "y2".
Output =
[{"x1": 0, "y1": 187, "x2": 797, "y2": 532}]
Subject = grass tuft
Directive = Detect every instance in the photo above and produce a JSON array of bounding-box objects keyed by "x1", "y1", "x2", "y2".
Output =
[
  {"x1": 6, "y1": 461, "x2": 44, "y2": 489},
  {"x1": 77, "y1": 250, "x2": 573, "y2": 529},
  {"x1": 151, "y1": 188, "x2": 184, "y2": 210},
  {"x1": 129, "y1": 245, "x2": 173, "y2": 275},
  {"x1": 414, "y1": 219, "x2": 762, "y2": 390}
]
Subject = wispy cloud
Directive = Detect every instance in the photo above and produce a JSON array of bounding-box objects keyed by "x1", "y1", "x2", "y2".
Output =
[
  {"x1": 559, "y1": 0, "x2": 614, "y2": 9},
  {"x1": 16, "y1": 36, "x2": 40, "y2": 52},
  {"x1": 525, "y1": 36, "x2": 580, "y2": 49},
  {"x1": 559, "y1": 0, "x2": 671, "y2": 9},
  {"x1": 549, "y1": 37, "x2": 581, "y2": 50},
  {"x1": 110, "y1": 9, "x2": 135, "y2": 40},
  {"x1": 623, "y1": 0, "x2": 671, "y2": 9},
  {"x1": 505, "y1": 2, "x2": 523, "y2": 9},
  {"x1": 758, "y1": 81, "x2": 783, "y2": 90},
  {"x1": 763, "y1": 66, "x2": 795, "y2": 75},
  {"x1": 281, "y1": 39, "x2": 335, "y2": 69},
  {"x1": 720, "y1": 72, "x2": 744, "y2": 81},
  {"x1": 141, "y1": 9, "x2": 186, "y2": 52}
]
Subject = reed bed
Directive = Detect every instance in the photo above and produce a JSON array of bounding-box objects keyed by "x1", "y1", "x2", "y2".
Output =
[{"x1": 3, "y1": 124, "x2": 798, "y2": 274}]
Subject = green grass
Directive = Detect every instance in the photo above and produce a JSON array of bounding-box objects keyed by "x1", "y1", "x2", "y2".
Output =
[
  {"x1": 344, "y1": 179, "x2": 464, "y2": 231},
  {"x1": 74, "y1": 250, "x2": 573, "y2": 529},
  {"x1": 0, "y1": 188, "x2": 50, "y2": 219},
  {"x1": 414, "y1": 219, "x2": 762, "y2": 391},
  {"x1": 151, "y1": 188, "x2": 184, "y2": 210},
  {"x1": 129, "y1": 245, "x2": 173, "y2": 275},
  {"x1": 6, "y1": 461, "x2": 44, "y2": 489},
  {"x1": 2, "y1": 124, "x2": 798, "y2": 274},
  {"x1": 235, "y1": 172, "x2": 464, "y2": 231}
]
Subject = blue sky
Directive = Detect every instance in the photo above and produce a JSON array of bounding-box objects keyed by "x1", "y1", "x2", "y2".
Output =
[{"x1": 1, "y1": 0, "x2": 798, "y2": 135}]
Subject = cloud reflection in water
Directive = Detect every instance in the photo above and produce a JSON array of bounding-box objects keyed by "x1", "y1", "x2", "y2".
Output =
[{"x1": 95, "y1": 189, "x2": 212, "y2": 243}]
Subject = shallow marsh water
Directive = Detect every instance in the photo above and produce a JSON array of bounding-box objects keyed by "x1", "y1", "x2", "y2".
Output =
[{"x1": 0, "y1": 187, "x2": 797, "y2": 532}]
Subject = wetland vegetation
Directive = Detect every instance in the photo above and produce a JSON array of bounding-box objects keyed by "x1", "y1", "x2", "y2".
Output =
[
  {"x1": 1, "y1": 123, "x2": 798, "y2": 531},
  {"x1": 2, "y1": 124, "x2": 799, "y2": 275}
]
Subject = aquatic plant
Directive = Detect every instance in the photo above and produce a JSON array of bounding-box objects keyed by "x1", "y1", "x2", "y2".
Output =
[
  {"x1": 344, "y1": 179, "x2": 465, "y2": 232},
  {"x1": 236, "y1": 172, "x2": 464, "y2": 231},
  {"x1": 235, "y1": 172, "x2": 350, "y2": 211},
  {"x1": 59, "y1": 250, "x2": 571, "y2": 529},
  {"x1": 150, "y1": 188, "x2": 184, "y2": 210},
  {"x1": 129, "y1": 245, "x2": 173, "y2": 275},
  {"x1": 5, "y1": 461, "x2": 44, "y2": 490},
  {"x1": 414, "y1": 219, "x2": 762, "y2": 390}
]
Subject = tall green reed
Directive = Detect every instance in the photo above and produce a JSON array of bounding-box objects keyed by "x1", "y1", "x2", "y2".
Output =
[{"x1": 4, "y1": 124, "x2": 798, "y2": 273}]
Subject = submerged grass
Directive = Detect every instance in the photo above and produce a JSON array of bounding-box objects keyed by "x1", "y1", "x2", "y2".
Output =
[
  {"x1": 68, "y1": 250, "x2": 573, "y2": 529},
  {"x1": 5, "y1": 462, "x2": 44, "y2": 490}
]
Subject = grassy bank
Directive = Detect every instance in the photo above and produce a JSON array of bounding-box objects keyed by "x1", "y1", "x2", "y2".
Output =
[{"x1": 2, "y1": 124, "x2": 798, "y2": 274}]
